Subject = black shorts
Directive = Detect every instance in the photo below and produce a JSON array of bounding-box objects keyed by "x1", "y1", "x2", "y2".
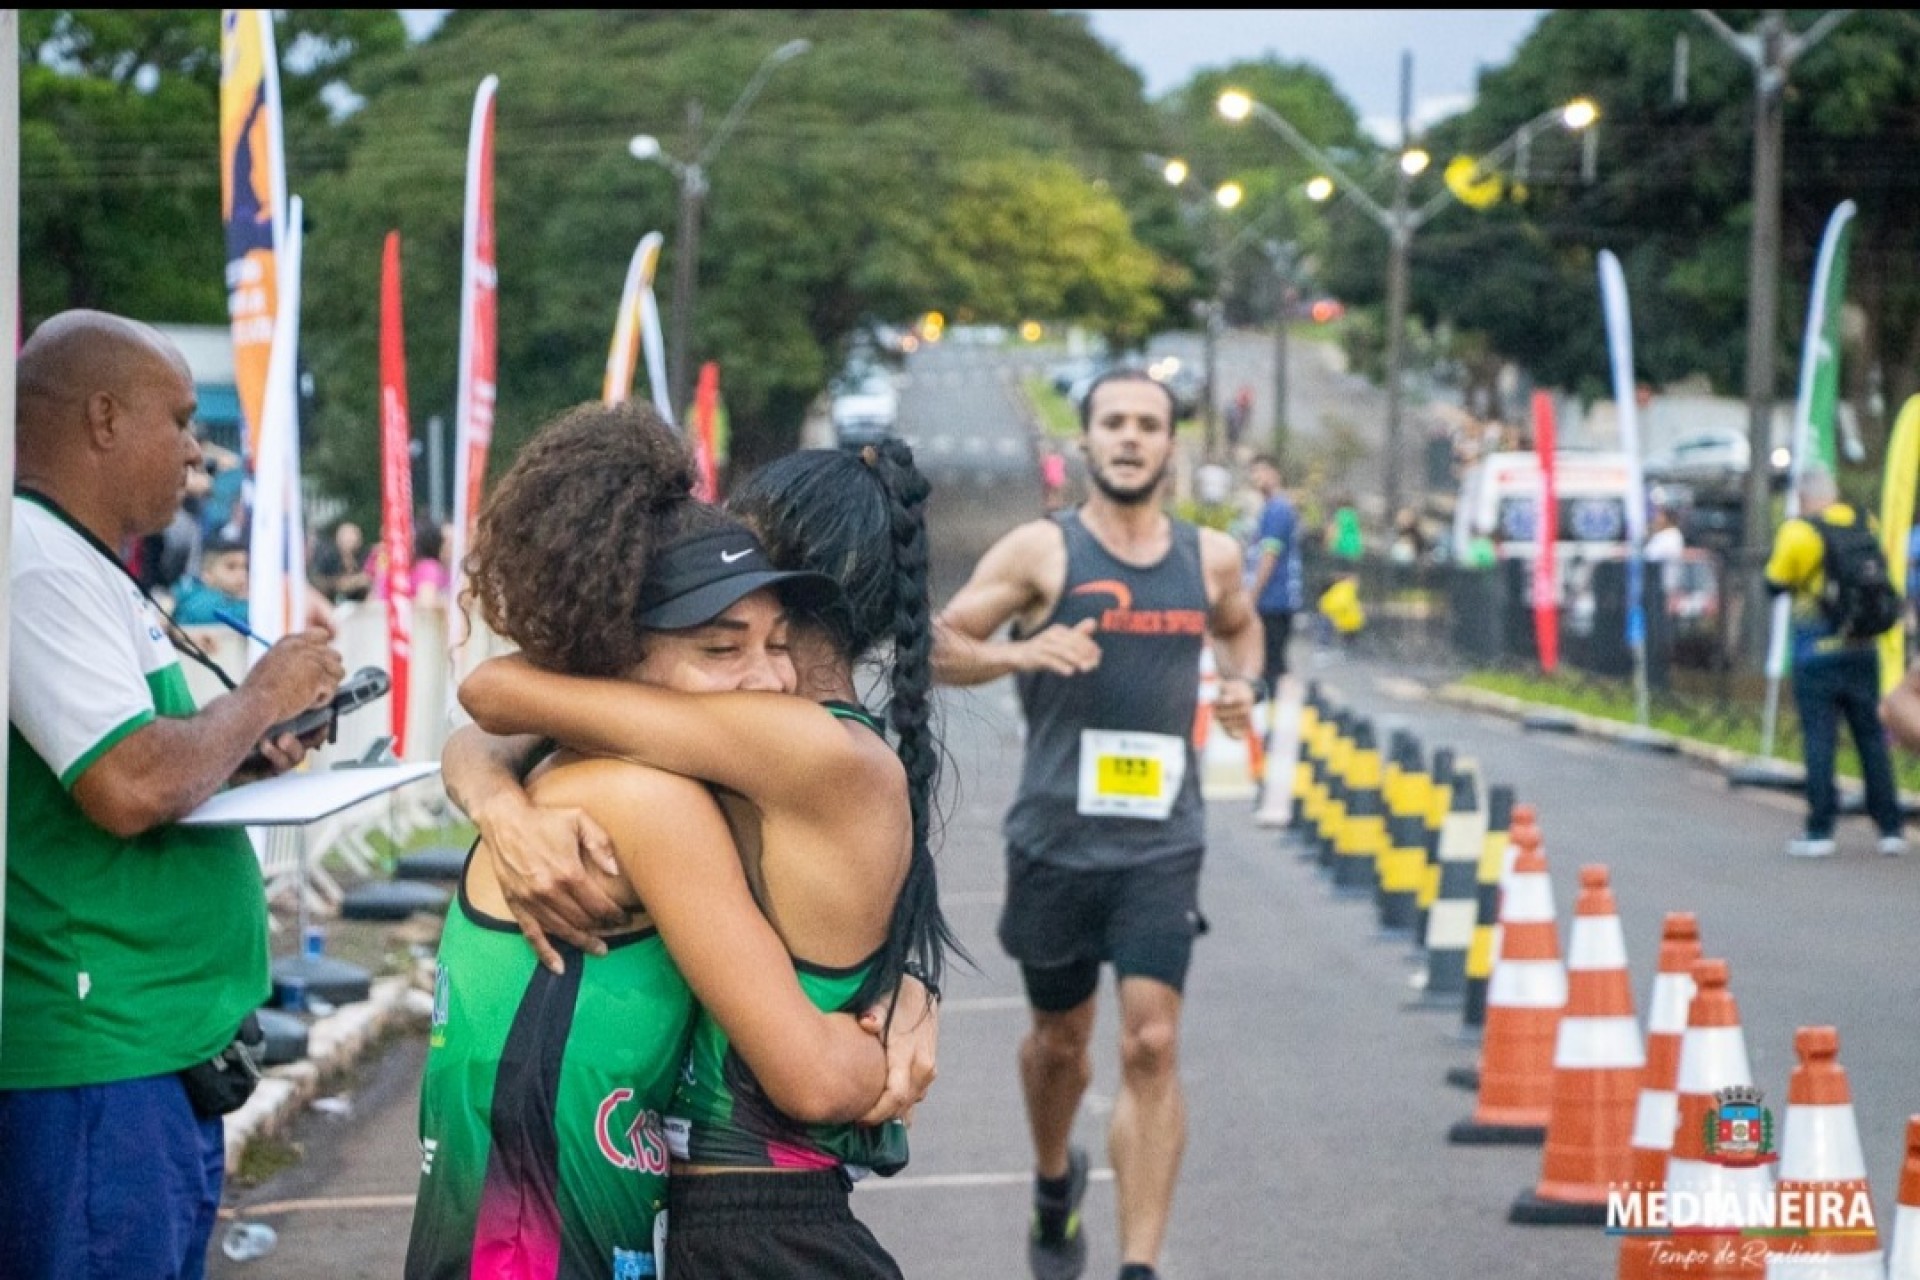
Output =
[
  {"x1": 997, "y1": 846, "x2": 1207, "y2": 1011},
  {"x1": 665, "y1": 1168, "x2": 902, "y2": 1280},
  {"x1": 1260, "y1": 610, "x2": 1295, "y2": 682}
]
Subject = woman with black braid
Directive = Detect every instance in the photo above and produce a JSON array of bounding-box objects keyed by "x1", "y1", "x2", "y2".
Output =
[{"x1": 455, "y1": 440, "x2": 955, "y2": 1279}]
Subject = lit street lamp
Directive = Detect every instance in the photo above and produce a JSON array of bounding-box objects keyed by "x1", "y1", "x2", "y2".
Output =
[
  {"x1": 629, "y1": 37, "x2": 810, "y2": 419},
  {"x1": 1152, "y1": 154, "x2": 1247, "y2": 459},
  {"x1": 1219, "y1": 82, "x2": 1598, "y2": 517}
]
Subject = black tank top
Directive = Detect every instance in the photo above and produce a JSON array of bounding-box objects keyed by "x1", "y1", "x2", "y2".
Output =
[{"x1": 1004, "y1": 509, "x2": 1209, "y2": 868}]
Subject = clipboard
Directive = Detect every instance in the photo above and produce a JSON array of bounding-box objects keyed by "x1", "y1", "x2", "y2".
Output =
[{"x1": 180, "y1": 762, "x2": 441, "y2": 827}]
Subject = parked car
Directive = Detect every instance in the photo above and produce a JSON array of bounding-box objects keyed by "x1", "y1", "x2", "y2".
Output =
[{"x1": 830, "y1": 370, "x2": 899, "y2": 448}]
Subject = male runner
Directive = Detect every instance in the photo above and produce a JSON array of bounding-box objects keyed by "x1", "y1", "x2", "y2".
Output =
[{"x1": 935, "y1": 368, "x2": 1263, "y2": 1280}]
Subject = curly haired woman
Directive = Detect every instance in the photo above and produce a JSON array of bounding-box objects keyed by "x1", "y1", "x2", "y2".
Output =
[{"x1": 448, "y1": 440, "x2": 955, "y2": 1278}]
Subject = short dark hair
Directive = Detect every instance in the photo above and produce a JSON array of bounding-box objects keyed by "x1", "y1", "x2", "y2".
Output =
[
  {"x1": 203, "y1": 535, "x2": 247, "y2": 560},
  {"x1": 1251, "y1": 453, "x2": 1280, "y2": 471},
  {"x1": 1077, "y1": 367, "x2": 1178, "y2": 431}
]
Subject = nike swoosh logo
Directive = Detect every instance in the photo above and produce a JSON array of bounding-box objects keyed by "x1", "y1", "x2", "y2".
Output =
[{"x1": 720, "y1": 548, "x2": 752, "y2": 564}]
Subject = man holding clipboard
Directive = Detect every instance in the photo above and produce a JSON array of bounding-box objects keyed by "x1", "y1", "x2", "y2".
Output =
[{"x1": 0, "y1": 312, "x2": 344, "y2": 1280}]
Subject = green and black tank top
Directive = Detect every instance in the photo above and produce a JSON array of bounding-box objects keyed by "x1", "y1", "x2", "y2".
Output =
[
  {"x1": 405, "y1": 849, "x2": 696, "y2": 1280},
  {"x1": 663, "y1": 701, "x2": 910, "y2": 1177}
]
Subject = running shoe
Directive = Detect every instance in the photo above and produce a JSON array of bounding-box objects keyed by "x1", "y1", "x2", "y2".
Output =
[
  {"x1": 1878, "y1": 833, "x2": 1908, "y2": 857},
  {"x1": 1787, "y1": 834, "x2": 1836, "y2": 858},
  {"x1": 1028, "y1": 1146, "x2": 1089, "y2": 1280}
]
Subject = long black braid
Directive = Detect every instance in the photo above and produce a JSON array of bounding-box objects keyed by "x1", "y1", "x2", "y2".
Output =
[{"x1": 727, "y1": 443, "x2": 964, "y2": 1016}]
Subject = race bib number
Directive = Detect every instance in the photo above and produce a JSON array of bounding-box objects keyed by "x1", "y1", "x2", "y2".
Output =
[{"x1": 1077, "y1": 730, "x2": 1186, "y2": 820}]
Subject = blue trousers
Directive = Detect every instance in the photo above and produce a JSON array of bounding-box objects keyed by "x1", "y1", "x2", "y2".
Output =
[
  {"x1": 1792, "y1": 648, "x2": 1903, "y2": 839},
  {"x1": 0, "y1": 1074, "x2": 226, "y2": 1280}
]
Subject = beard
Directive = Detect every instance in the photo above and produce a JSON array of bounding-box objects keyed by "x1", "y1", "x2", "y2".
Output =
[{"x1": 1087, "y1": 455, "x2": 1167, "y2": 506}]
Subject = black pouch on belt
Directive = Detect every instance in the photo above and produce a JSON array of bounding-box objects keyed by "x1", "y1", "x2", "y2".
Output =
[{"x1": 178, "y1": 1011, "x2": 266, "y2": 1118}]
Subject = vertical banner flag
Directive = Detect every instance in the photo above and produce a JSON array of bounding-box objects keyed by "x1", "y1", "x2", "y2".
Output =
[
  {"x1": 604, "y1": 232, "x2": 664, "y2": 407},
  {"x1": 246, "y1": 195, "x2": 306, "y2": 646},
  {"x1": 448, "y1": 75, "x2": 498, "y2": 670},
  {"x1": 1530, "y1": 390, "x2": 1559, "y2": 674},
  {"x1": 1878, "y1": 396, "x2": 1920, "y2": 696},
  {"x1": 1598, "y1": 250, "x2": 1651, "y2": 724},
  {"x1": 219, "y1": 9, "x2": 287, "y2": 464},
  {"x1": 1760, "y1": 202, "x2": 1861, "y2": 753},
  {"x1": 692, "y1": 361, "x2": 721, "y2": 502},
  {"x1": 640, "y1": 270, "x2": 672, "y2": 425},
  {"x1": 1791, "y1": 201, "x2": 1856, "y2": 486},
  {"x1": 380, "y1": 232, "x2": 416, "y2": 755}
]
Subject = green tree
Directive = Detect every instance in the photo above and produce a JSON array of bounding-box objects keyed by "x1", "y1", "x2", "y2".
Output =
[{"x1": 293, "y1": 9, "x2": 1180, "y2": 516}]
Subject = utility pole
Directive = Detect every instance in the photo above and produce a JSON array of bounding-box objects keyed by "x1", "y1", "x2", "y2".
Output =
[
  {"x1": 1265, "y1": 240, "x2": 1298, "y2": 468},
  {"x1": 666, "y1": 100, "x2": 706, "y2": 422},
  {"x1": 1694, "y1": 8, "x2": 1851, "y2": 661},
  {"x1": 1383, "y1": 51, "x2": 1414, "y2": 521}
]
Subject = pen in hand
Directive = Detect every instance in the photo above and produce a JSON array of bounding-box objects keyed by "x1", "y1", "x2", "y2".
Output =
[{"x1": 213, "y1": 610, "x2": 273, "y2": 650}]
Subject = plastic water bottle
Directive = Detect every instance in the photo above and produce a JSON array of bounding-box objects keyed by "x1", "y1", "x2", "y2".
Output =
[
  {"x1": 278, "y1": 972, "x2": 307, "y2": 1013},
  {"x1": 221, "y1": 1221, "x2": 279, "y2": 1262},
  {"x1": 302, "y1": 924, "x2": 325, "y2": 960}
]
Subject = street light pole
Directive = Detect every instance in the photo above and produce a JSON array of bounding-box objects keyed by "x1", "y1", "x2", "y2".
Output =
[
  {"x1": 1222, "y1": 76, "x2": 1596, "y2": 522},
  {"x1": 1693, "y1": 8, "x2": 1850, "y2": 661},
  {"x1": 1384, "y1": 52, "x2": 1415, "y2": 518},
  {"x1": 631, "y1": 38, "x2": 810, "y2": 420},
  {"x1": 666, "y1": 100, "x2": 707, "y2": 423}
]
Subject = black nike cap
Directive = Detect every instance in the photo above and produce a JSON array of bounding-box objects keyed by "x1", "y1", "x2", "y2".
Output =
[{"x1": 634, "y1": 526, "x2": 842, "y2": 630}]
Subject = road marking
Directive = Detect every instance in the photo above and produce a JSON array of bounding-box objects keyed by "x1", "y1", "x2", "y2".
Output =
[
  {"x1": 221, "y1": 1194, "x2": 416, "y2": 1217},
  {"x1": 862, "y1": 1168, "x2": 1115, "y2": 1192},
  {"x1": 939, "y1": 996, "x2": 1029, "y2": 1013}
]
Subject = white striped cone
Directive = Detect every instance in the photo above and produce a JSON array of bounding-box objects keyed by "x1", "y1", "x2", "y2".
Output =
[
  {"x1": 1650, "y1": 958, "x2": 1772, "y2": 1279},
  {"x1": 1449, "y1": 823, "x2": 1563, "y2": 1144},
  {"x1": 1618, "y1": 912, "x2": 1702, "y2": 1280},
  {"x1": 1512, "y1": 864, "x2": 1645, "y2": 1223},
  {"x1": 1414, "y1": 765, "x2": 1488, "y2": 1007},
  {"x1": 1887, "y1": 1117, "x2": 1920, "y2": 1280},
  {"x1": 1195, "y1": 648, "x2": 1263, "y2": 801},
  {"x1": 1765, "y1": 1027, "x2": 1882, "y2": 1278},
  {"x1": 1255, "y1": 676, "x2": 1304, "y2": 827}
]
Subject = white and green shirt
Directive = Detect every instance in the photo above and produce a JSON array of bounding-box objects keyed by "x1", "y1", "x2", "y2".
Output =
[{"x1": 2, "y1": 495, "x2": 269, "y2": 1089}]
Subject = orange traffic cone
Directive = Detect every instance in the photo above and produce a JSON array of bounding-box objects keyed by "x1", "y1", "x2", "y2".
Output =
[
  {"x1": 1448, "y1": 820, "x2": 1563, "y2": 1146},
  {"x1": 1887, "y1": 1117, "x2": 1920, "y2": 1280},
  {"x1": 1765, "y1": 1026, "x2": 1881, "y2": 1277},
  {"x1": 1512, "y1": 864, "x2": 1645, "y2": 1224},
  {"x1": 1618, "y1": 912, "x2": 1703, "y2": 1280},
  {"x1": 1449, "y1": 796, "x2": 1529, "y2": 1091},
  {"x1": 1646, "y1": 958, "x2": 1772, "y2": 1279}
]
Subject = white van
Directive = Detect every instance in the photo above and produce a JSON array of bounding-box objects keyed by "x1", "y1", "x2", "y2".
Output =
[{"x1": 1453, "y1": 449, "x2": 1637, "y2": 562}]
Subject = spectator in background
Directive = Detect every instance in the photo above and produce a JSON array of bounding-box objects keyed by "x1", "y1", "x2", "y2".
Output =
[
  {"x1": 1645, "y1": 500, "x2": 1686, "y2": 590},
  {"x1": 172, "y1": 536, "x2": 249, "y2": 628},
  {"x1": 1387, "y1": 507, "x2": 1428, "y2": 565},
  {"x1": 369, "y1": 518, "x2": 450, "y2": 613},
  {"x1": 310, "y1": 517, "x2": 372, "y2": 603},
  {"x1": 1765, "y1": 464, "x2": 1905, "y2": 858},
  {"x1": 1246, "y1": 455, "x2": 1303, "y2": 690}
]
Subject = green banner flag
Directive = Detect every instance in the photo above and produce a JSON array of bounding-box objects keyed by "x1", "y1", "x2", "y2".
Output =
[{"x1": 1794, "y1": 201, "x2": 1856, "y2": 476}]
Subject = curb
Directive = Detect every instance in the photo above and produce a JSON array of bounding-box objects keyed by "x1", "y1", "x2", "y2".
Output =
[
  {"x1": 1428, "y1": 681, "x2": 1920, "y2": 806},
  {"x1": 224, "y1": 962, "x2": 435, "y2": 1174}
]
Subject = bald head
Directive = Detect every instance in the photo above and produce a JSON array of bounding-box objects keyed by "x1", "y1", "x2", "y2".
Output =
[
  {"x1": 17, "y1": 311, "x2": 188, "y2": 460},
  {"x1": 16, "y1": 309, "x2": 202, "y2": 541}
]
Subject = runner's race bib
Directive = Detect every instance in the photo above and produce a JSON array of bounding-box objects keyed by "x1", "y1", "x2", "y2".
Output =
[{"x1": 1077, "y1": 729, "x2": 1186, "y2": 820}]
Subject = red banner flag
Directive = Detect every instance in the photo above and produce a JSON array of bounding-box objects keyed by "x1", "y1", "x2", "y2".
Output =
[
  {"x1": 692, "y1": 361, "x2": 721, "y2": 502},
  {"x1": 1531, "y1": 390, "x2": 1559, "y2": 674},
  {"x1": 380, "y1": 231, "x2": 416, "y2": 756}
]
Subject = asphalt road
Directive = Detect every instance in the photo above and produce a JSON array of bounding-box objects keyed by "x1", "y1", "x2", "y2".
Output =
[{"x1": 211, "y1": 337, "x2": 1920, "y2": 1278}]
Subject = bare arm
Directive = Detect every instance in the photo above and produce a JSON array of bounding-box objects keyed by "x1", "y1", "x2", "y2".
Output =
[
  {"x1": 72, "y1": 631, "x2": 343, "y2": 836},
  {"x1": 932, "y1": 519, "x2": 1098, "y2": 684},
  {"x1": 460, "y1": 659, "x2": 881, "y2": 816},
  {"x1": 1200, "y1": 527, "x2": 1266, "y2": 737},
  {"x1": 441, "y1": 723, "x2": 627, "y2": 971},
  {"x1": 564, "y1": 759, "x2": 887, "y2": 1124}
]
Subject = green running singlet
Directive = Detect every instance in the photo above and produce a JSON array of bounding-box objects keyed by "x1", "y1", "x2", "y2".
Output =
[
  {"x1": 405, "y1": 866, "x2": 695, "y2": 1280},
  {"x1": 665, "y1": 701, "x2": 908, "y2": 1177}
]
